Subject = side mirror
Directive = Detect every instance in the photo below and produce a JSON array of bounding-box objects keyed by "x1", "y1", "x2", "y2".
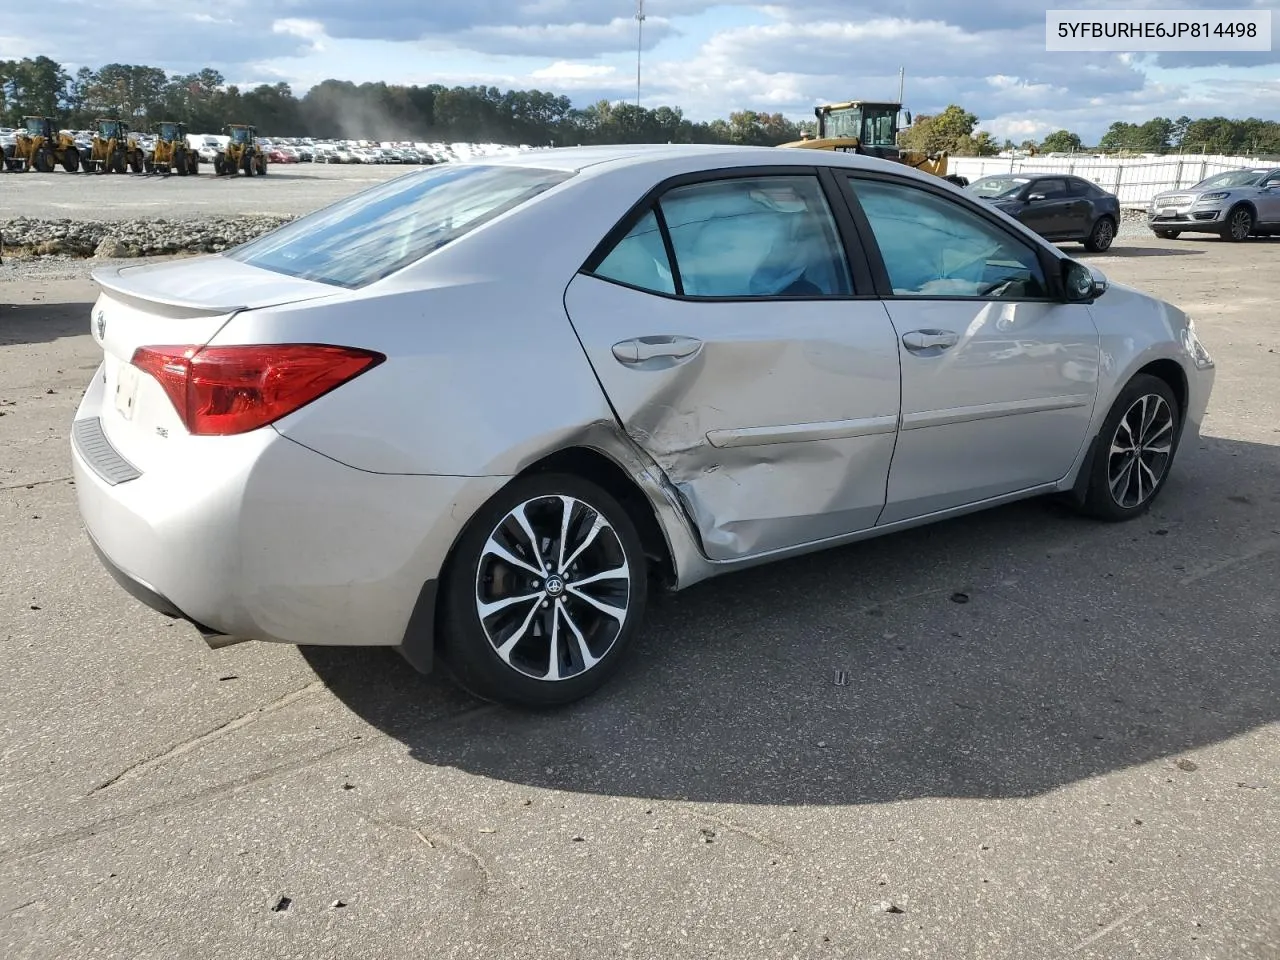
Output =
[
  {"x1": 1063, "y1": 260, "x2": 1106, "y2": 302},
  {"x1": 903, "y1": 110, "x2": 913, "y2": 126},
  {"x1": 1027, "y1": 193, "x2": 1046, "y2": 202}
]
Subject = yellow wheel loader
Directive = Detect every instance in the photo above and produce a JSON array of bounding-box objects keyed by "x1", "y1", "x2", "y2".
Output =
[
  {"x1": 147, "y1": 121, "x2": 200, "y2": 176},
  {"x1": 3, "y1": 116, "x2": 81, "y2": 173},
  {"x1": 779, "y1": 100, "x2": 969, "y2": 187},
  {"x1": 213, "y1": 124, "x2": 267, "y2": 176},
  {"x1": 83, "y1": 118, "x2": 144, "y2": 174}
]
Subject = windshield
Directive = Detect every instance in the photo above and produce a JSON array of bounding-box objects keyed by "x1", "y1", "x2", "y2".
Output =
[
  {"x1": 230, "y1": 127, "x2": 250, "y2": 144},
  {"x1": 98, "y1": 120, "x2": 120, "y2": 138},
  {"x1": 25, "y1": 118, "x2": 44, "y2": 135},
  {"x1": 226, "y1": 163, "x2": 574, "y2": 288},
  {"x1": 967, "y1": 176, "x2": 1030, "y2": 199},
  {"x1": 1193, "y1": 170, "x2": 1267, "y2": 189},
  {"x1": 158, "y1": 123, "x2": 177, "y2": 140},
  {"x1": 822, "y1": 106, "x2": 861, "y2": 140}
]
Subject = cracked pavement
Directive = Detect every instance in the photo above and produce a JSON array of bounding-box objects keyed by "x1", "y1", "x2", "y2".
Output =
[{"x1": 2, "y1": 237, "x2": 1278, "y2": 960}]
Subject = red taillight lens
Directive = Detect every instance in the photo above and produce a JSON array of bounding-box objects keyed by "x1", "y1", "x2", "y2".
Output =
[{"x1": 131, "y1": 343, "x2": 385, "y2": 436}]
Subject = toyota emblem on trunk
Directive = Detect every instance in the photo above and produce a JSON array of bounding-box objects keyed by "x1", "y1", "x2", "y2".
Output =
[{"x1": 95, "y1": 310, "x2": 105, "y2": 339}]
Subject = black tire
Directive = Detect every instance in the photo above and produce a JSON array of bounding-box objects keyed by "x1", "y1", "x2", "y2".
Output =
[
  {"x1": 34, "y1": 146, "x2": 55, "y2": 173},
  {"x1": 1083, "y1": 216, "x2": 1116, "y2": 252},
  {"x1": 1153, "y1": 229, "x2": 1180, "y2": 240},
  {"x1": 61, "y1": 147, "x2": 79, "y2": 172},
  {"x1": 130, "y1": 151, "x2": 143, "y2": 174},
  {"x1": 1079, "y1": 373, "x2": 1182, "y2": 522},
  {"x1": 438, "y1": 473, "x2": 650, "y2": 707},
  {"x1": 174, "y1": 145, "x2": 189, "y2": 176},
  {"x1": 111, "y1": 148, "x2": 126, "y2": 174},
  {"x1": 213, "y1": 156, "x2": 225, "y2": 176},
  {"x1": 1224, "y1": 204, "x2": 1254, "y2": 242},
  {"x1": 242, "y1": 150, "x2": 253, "y2": 176}
]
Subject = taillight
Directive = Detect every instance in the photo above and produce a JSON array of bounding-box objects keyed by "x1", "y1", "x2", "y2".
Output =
[{"x1": 130, "y1": 343, "x2": 384, "y2": 436}]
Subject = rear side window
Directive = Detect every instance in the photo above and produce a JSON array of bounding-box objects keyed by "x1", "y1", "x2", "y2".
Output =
[
  {"x1": 593, "y1": 209, "x2": 676, "y2": 295},
  {"x1": 591, "y1": 174, "x2": 854, "y2": 298},
  {"x1": 226, "y1": 163, "x2": 573, "y2": 288},
  {"x1": 661, "y1": 177, "x2": 852, "y2": 297}
]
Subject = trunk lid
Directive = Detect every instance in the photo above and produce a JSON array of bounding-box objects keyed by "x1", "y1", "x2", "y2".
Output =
[{"x1": 88, "y1": 255, "x2": 339, "y2": 469}]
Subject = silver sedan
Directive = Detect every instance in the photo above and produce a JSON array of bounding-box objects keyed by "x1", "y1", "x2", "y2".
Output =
[{"x1": 71, "y1": 144, "x2": 1216, "y2": 706}]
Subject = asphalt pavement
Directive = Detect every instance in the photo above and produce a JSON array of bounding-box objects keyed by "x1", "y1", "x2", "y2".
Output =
[{"x1": 0, "y1": 235, "x2": 1277, "y2": 960}]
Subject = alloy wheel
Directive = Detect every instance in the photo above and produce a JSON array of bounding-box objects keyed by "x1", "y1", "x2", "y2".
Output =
[
  {"x1": 1107, "y1": 394, "x2": 1174, "y2": 509},
  {"x1": 475, "y1": 495, "x2": 631, "y2": 681},
  {"x1": 1229, "y1": 208, "x2": 1253, "y2": 240},
  {"x1": 1093, "y1": 219, "x2": 1114, "y2": 250}
]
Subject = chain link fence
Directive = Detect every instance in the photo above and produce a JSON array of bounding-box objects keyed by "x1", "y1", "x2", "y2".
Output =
[{"x1": 948, "y1": 154, "x2": 1265, "y2": 208}]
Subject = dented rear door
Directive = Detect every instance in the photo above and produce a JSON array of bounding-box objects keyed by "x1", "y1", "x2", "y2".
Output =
[{"x1": 564, "y1": 273, "x2": 901, "y2": 561}]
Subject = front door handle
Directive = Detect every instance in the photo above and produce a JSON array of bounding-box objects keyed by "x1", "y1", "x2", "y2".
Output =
[
  {"x1": 612, "y1": 335, "x2": 703, "y2": 366},
  {"x1": 902, "y1": 329, "x2": 959, "y2": 352}
]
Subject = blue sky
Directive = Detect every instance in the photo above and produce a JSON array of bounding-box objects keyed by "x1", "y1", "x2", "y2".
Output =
[{"x1": 5, "y1": 1, "x2": 1278, "y2": 142}]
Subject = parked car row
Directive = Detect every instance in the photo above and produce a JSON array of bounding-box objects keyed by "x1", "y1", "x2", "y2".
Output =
[{"x1": 963, "y1": 164, "x2": 1280, "y2": 247}]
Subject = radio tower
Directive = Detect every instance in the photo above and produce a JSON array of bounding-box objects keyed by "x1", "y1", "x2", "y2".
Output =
[{"x1": 635, "y1": 0, "x2": 645, "y2": 110}]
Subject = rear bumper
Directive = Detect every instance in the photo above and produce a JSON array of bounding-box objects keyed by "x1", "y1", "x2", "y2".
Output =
[{"x1": 71, "y1": 393, "x2": 508, "y2": 660}]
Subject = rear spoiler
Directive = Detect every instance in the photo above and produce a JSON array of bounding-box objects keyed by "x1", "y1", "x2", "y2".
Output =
[{"x1": 91, "y1": 264, "x2": 249, "y2": 316}]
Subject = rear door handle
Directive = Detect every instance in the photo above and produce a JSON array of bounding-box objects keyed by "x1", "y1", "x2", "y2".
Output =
[
  {"x1": 902, "y1": 329, "x2": 959, "y2": 352},
  {"x1": 612, "y1": 335, "x2": 703, "y2": 366}
]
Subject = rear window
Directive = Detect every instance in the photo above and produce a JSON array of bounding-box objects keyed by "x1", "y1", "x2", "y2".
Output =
[{"x1": 225, "y1": 163, "x2": 573, "y2": 288}]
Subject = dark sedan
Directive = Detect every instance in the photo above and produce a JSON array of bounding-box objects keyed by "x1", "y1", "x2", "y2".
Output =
[{"x1": 965, "y1": 174, "x2": 1121, "y2": 252}]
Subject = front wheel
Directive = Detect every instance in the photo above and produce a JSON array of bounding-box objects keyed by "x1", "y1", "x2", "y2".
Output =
[
  {"x1": 1083, "y1": 216, "x2": 1116, "y2": 252},
  {"x1": 438, "y1": 474, "x2": 649, "y2": 707},
  {"x1": 1080, "y1": 373, "x2": 1182, "y2": 522},
  {"x1": 61, "y1": 146, "x2": 79, "y2": 172},
  {"x1": 1224, "y1": 205, "x2": 1254, "y2": 242}
]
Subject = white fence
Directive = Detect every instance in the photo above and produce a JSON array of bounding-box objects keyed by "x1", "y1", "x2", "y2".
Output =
[{"x1": 949, "y1": 154, "x2": 1265, "y2": 207}]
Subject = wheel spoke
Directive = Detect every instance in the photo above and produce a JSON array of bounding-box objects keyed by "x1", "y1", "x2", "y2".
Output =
[
  {"x1": 556, "y1": 495, "x2": 573, "y2": 573},
  {"x1": 1143, "y1": 417, "x2": 1172, "y2": 445},
  {"x1": 1137, "y1": 457, "x2": 1160, "y2": 490},
  {"x1": 482, "y1": 537, "x2": 542, "y2": 578},
  {"x1": 566, "y1": 585, "x2": 627, "y2": 623},
  {"x1": 1143, "y1": 441, "x2": 1172, "y2": 456},
  {"x1": 569, "y1": 561, "x2": 630, "y2": 589},
  {"x1": 1110, "y1": 457, "x2": 1135, "y2": 502},
  {"x1": 562, "y1": 515, "x2": 605, "y2": 571},
  {"x1": 559, "y1": 602, "x2": 601, "y2": 671},
  {"x1": 545, "y1": 605, "x2": 562, "y2": 681},
  {"x1": 495, "y1": 599, "x2": 544, "y2": 664},
  {"x1": 511, "y1": 502, "x2": 548, "y2": 575},
  {"x1": 478, "y1": 591, "x2": 543, "y2": 620}
]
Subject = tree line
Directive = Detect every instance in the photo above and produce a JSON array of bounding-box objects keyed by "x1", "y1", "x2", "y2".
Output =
[
  {"x1": 2, "y1": 55, "x2": 1276, "y2": 156},
  {"x1": 0, "y1": 55, "x2": 809, "y2": 147}
]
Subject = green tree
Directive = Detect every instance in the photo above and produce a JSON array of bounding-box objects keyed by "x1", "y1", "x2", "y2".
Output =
[{"x1": 1039, "y1": 130, "x2": 1082, "y2": 153}]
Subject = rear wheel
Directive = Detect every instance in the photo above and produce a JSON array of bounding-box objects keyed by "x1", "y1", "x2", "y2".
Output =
[
  {"x1": 111, "y1": 148, "x2": 126, "y2": 174},
  {"x1": 34, "y1": 146, "x2": 55, "y2": 172},
  {"x1": 130, "y1": 150, "x2": 143, "y2": 174},
  {"x1": 1083, "y1": 216, "x2": 1116, "y2": 252},
  {"x1": 1080, "y1": 373, "x2": 1182, "y2": 522},
  {"x1": 438, "y1": 474, "x2": 649, "y2": 707},
  {"x1": 61, "y1": 146, "x2": 79, "y2": 172}
]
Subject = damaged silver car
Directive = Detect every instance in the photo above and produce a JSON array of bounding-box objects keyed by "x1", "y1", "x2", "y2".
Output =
[{"x1": 74, "y1": 144, "x2": 1215, "y2": 706}]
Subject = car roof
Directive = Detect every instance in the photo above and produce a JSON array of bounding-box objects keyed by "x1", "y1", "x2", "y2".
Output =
[{"x1": 461, "y1": 142, "x2": 919, "y2": 178}]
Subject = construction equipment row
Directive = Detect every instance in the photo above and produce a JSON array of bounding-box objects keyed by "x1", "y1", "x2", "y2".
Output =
[{"x1": 2, "y1": 117, "x2": 268, "y2": 177}]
